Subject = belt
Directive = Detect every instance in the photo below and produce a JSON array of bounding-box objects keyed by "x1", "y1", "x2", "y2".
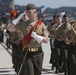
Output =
[{"x1": 28, "y1": 48, "x2": 38, "y2": 52}]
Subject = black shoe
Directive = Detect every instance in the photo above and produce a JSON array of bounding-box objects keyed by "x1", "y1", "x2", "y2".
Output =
[
  {"x1": 51, "y1": 65, "x2": 54, "y2": 70},
  {"x1": 12, "y1": 65, "x2": 15, "y2": 68},
  {"x1": 64, "y1": 71, "x2": 67, "y2": 75},
  {"x1": 59, "y1": 68, "x2": 64, "y2": 73},
  {"x1": 64, "y1": 69, "x2": 68, "y2": 75},
  {"x1": 55, "y1": 69, "x2": 59, "y2": 74}
]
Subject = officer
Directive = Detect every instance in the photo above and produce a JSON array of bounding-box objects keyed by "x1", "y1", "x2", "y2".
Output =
[{"x1": 7, "y1": 3, "x2": 49, "y2": 75}]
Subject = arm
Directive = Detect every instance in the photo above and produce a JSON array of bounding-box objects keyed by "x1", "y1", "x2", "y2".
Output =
[
  {"x1": 7, "y1": 11, "x2": 25, "y2": 32},
  {"x1": 31, "y1": 23, "x2": 49, "y2": 43},
  {"x1": 31, "y1": 31, "x2": 48, "y2": 43},
  {"x1": 12, "y1": 11, "x2": 25, "y2": 25},
  {"x1": 41, "y1": 24, "x2": 49, "y2": 43}
]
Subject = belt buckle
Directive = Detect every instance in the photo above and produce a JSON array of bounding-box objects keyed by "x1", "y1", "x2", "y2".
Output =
[
  {"x1": 29, "y1": 48, "x2": 38, "y2": 52},
  {"x1": 31, "y1": 48, "x2": 35, "y2": 52}
]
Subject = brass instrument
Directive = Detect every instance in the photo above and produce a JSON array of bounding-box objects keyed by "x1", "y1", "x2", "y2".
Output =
[
  {"x1": 71, "y1": 20, "x2": 76, "y2": 35},
  {"x1": 64, "y1": 21, "x2": 76, "y2": 44},
  {"x1": 65, "y1": 20, "x2": 76, "y2": 44},
  {"x1": 64, "y1": 30, "x2": 73, "y2": 44}
]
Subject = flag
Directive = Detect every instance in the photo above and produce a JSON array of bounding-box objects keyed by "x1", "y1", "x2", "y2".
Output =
[
  {"x1": 41, "y1": 5, "x2": 46, "y2": 13},
  {"x1": 10, "y1": 9, "x2": 18, "y2": 19}
]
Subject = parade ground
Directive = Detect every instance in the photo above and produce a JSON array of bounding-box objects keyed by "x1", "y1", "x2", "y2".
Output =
[{"x1": 0, "y1": 38, "x2": 64, "y2": 75}]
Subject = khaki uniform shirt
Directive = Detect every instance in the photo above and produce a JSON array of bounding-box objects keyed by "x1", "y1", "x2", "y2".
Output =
[
  {"x1": 55, "y1": 23, "x2": 73, "y2": 44},
  {"x1": 15, "y1": 20, "x2": 49, "y2": 48},
  {"x1": 49, "y1": 24, "x2": 58, "y2": 37},
  {"x1": 70, "y1": 22, "x2": 76, "y2": 44}
]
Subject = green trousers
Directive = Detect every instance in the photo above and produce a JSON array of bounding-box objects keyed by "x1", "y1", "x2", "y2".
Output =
[{"x1": 23, "y1": 47, "x2": 44, "y2": 75}]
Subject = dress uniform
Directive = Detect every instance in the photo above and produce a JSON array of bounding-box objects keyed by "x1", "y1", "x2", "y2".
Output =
[
  {"x1": 7, "y1": 3, "x2": 49, "y2": 75},
  {"x1": 47, "y1": 15, "x2": 58, "y2": 70},
  {"x1": 67, "y1": 21, "x2": 76, "y2": 75},
  {"x1": 53, "y1": 15, "x2": 63, "y2": 73},
  {"x1": 7, "y1": 17, "x2": 27, "y2": 75},
  {"x1": 54, "y1": 14, "x2": 73, "y2": 75}
]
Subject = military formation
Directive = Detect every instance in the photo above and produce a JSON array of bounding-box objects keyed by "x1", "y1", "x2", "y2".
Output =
[
  {"x1": 48, "y1": 13, "x2": 76, "y2": 75},
  {"x1": 0, "y1": 3, "x2": 76, "y2": 75}
]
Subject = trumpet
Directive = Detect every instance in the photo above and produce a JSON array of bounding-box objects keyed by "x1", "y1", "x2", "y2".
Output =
[{"x1": 71, "y1": 20, "x2": 76, "y2": 35}]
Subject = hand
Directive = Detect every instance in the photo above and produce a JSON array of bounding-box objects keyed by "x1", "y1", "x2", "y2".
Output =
[
  {"x1": 31, "y1": 31, "x2": 36, "y2": 37},
  {"x1": 42, "y1": 37, "x2": 48, "y2": 43},
  {"x1": 31, "y1": 31, "x2": 43, "y2": 43}
]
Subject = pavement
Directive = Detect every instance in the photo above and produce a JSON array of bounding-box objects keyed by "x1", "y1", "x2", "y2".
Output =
[
  {"x1": 0, "y1": 43, "x2": 16, "y2": 75},
  {"x1": 0, "y1": 37, "x2": 64, "y2": 75}
]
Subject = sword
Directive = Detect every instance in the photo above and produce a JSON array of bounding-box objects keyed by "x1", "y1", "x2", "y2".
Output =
[{"x1": 17, "y1": 49, "x2": 28, "y2": 75}]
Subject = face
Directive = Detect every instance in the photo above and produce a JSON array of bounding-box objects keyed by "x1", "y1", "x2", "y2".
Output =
[
  {"x1": 26, "y1": 9, "x2": 37, "y2": 22},
  {"x1": 22, "y1": 13, "x2": 29, "y2": 21},
  {"x1": 57, "y1": 17, "x2": 62, "y2": 24},
  {"x1": 62, "y1": 17, "x2": 69, "y2": 24},
  {"x1": 53, "y1": 17, "x2": 57, "y2": 23}
]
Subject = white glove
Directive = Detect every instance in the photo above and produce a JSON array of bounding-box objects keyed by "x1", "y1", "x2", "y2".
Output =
[
  {"x1": 31, "y1": 31, "x2": 43, "y2": 43},
  {"x1": 12, "y1": 11, "x2": 25, "y2": 25}
]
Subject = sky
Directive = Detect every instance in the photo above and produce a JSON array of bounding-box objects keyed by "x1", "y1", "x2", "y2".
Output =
[{"x1": 14, "y1": 0, "x2": 76, "y2": 8}]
